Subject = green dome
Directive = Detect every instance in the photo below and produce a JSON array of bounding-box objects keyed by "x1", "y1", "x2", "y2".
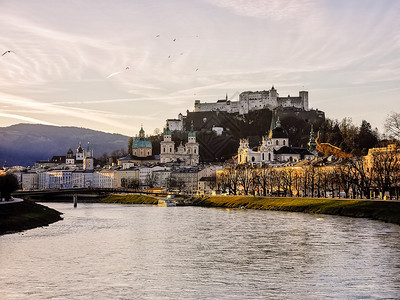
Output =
[
  {"x1": 188, "y1": 131, "x2": 196, "y2": 137},
  {"x1": 132, "y1": 137, "x2": 152, "y2": 149}
]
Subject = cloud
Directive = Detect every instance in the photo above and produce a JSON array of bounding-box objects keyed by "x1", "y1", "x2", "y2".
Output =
[
  {"x1": 204, "y1": 0, "x2": 319, "y2": 20},
  {"x1": 0, "y1": 112, "x2": 56, "y2": 126}
]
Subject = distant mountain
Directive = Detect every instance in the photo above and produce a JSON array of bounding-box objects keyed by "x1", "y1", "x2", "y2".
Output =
[{"x1": 0, "y1": 124, "x2": 130, "y2": 166}]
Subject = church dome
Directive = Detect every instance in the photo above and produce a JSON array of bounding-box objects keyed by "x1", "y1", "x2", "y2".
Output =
[
  {"x1": 268, "y1": 117, "x2": 288, "y2": 139},
  {"x1": 132, "y1": 125, "x2": 152, "y2": 149},
  {"x1": 132, "y1": 138, "x2": 152, "y2": 149},
  {"x1": 270, "y1": 126, "x2": 288, "y2": 139}
]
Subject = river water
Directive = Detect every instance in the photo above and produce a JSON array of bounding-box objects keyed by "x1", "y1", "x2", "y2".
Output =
[{"x1": 1, "y1": 203, "x2": 400, "y2": 299}]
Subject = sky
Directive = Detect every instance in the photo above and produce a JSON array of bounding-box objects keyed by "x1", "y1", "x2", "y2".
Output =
[{"x1": 0, "y1": 0, "x2": 399, "y2": 137}]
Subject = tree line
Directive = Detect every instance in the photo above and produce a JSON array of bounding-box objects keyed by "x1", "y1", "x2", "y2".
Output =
[{"x1": 217, "y1": 144, "x2": 400, "y2": 200}]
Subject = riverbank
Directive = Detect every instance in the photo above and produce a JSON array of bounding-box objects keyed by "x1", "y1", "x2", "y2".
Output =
[
  {"x1": 191, "y1": 196, "x2": 400, "y2": 225},
  {"x1": 100, "y1": 194, "x2": 159, "y2": 205},
  {"x1": 99, "y1": 194, "x2": 400, "y2": 225},
  {"x1": 0, "y1": 199, "x2": 63, "y2": 235}
]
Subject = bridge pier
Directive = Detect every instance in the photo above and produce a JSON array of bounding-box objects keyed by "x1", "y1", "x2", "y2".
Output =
[{"x1": 73, "y1": 194, "x2": 78, "y2": 208}]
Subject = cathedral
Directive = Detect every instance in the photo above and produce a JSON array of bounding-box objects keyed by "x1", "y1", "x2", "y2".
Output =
[{"x1": 160, "y1": 123, "x2": 199, "y2": 166}]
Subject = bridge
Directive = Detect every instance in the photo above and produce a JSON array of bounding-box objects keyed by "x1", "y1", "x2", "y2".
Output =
[{"x1": 12, "y1": 188, "x2": 169, "y2": 202}]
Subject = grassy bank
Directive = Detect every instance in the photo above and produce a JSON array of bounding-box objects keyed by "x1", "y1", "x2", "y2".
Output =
[
  {"x1": 0, "y1": 200, "x2": 63, "y2": 235},
  {"x1": 191, "y1": 196, "x2": 400, "y2": 225},
  {"x1": 100, "y1": 194, "x2": 159, "y2": 205}
]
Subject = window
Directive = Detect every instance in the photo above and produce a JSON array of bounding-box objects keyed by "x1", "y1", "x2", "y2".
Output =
[
  {"x1": 276, "y1": 140, "x2": 279, "y2": 146},
  {"x1": 268, "y1": 153, "x2": 271, "y2": 160},
  {"x1": 283, "y1": 140, "x2": 286, "y2": 146},
  {"x1": 262, "y1": 153, "x2": 264, "y2": 160}
]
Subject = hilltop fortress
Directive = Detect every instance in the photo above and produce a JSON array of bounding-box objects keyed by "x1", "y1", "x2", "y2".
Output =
[
  {"x1": 194, "y1": 86, "x2": 308, "y2": 114},
  {"x1": 164, "y1": 85, "x2": 323, "y2": 162}
]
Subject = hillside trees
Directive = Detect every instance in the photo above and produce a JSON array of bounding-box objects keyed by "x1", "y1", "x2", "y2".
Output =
[
  {"x1": 319, "y1": 118, "x2": 379, "y2": 156},
  {"x1": 128, "y1": 137, "x2": 133, "y2": 155}
]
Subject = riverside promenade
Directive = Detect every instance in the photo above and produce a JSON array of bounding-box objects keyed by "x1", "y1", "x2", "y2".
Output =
[{"x1": 0, "y1": 197, "x2": 24, "y2": 204}]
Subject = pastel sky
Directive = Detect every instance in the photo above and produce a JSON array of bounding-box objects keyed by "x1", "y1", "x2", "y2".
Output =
[{"x1": 1, "y1": 0, "x2": 399, "y2": 136}]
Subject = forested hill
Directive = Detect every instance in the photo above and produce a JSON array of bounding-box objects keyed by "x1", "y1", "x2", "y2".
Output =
[{"x1": 0, "y1": 124, "x2": 130, "y2": 166}]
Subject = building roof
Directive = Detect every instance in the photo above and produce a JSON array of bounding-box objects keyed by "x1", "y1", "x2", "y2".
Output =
[
  {"x1": 275, "y1": 146, "x2": 314, "y2": 156},
  {"x1": 132, "y1": 138, "x2": 152, "y2": 149},
  {"x1": 274, "y1": 146, "x2": 298, "y2": 155}
]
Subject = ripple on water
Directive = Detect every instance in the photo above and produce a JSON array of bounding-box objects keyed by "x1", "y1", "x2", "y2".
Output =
[{"x1": 0, "y1": 203, "x2": 399, "y2": 299}]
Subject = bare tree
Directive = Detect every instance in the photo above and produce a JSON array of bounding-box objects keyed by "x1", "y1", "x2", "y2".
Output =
[
  {"x1": 258, "y1": 166, "x2": 272, "y2": 196},
  {"x1": 292, "y1": 169, "x2": 303, "y2": 197},
  {"x1": 384, "y1": 112, "x2": 400, "y2": 140},
  {"x1": 371, "y1": 145, "x2": 400, "y2": 199},
  {"x1": 348, "y1": 157, "x2": 373, "y2": 199},
  {"x1": 335, "y1": 163, "x2": 353, "y2": 198},
  {"x1": 237, "y1": 166, "x2": 253, "y2": 195}
]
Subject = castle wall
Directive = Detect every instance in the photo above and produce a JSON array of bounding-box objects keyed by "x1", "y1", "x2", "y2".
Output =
[
  {"x1": 167, "y1": 119, "x2": 183, "y2": 131},
  {"x1": 195, "y1": 87, "x2": 308, "y2": 115}
]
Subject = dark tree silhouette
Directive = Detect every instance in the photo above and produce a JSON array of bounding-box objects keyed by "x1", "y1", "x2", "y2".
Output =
[{"x1": 0, "y1": 173, "x2": 20, "y2": 201}]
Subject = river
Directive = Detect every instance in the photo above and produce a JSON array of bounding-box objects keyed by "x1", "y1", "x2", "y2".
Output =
[{"x1": 1, "y1": 203, "x2": 400, "y2": 299}]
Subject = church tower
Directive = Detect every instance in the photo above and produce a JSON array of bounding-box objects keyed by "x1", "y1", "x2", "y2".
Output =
[
  {"x1": 76, "y1": 143, "x2": 84, "y2": 162},
  {"x1": 160, "y1": 125, "x2": 175, "y2": 163},
  {"x1": 66, "y1": 148, "x2": 75, "y2": 165},
  {"x1": 83, "y1": 142, "x2": 94, "y2": 171},
  {"x1": 186, "y1": 121, "x2": 199, "y2": 166}
]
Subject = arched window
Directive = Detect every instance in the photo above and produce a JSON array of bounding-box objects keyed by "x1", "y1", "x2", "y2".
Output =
[
  {"x1": 262, "y1": 153, "x2": 264, "y2": 160},
  {"x1": 163, "y1": 147, "x2": 165, "y2": 153},
  {"x1": 283, "y1": 140, "x2": 286, "y2": 146},
  {"x1": 170, "y1": 148, "x2": 172, "y2": 153},
  {"x1": 268, "y1": 153, "x2": 271, "y2": 161},
  {"x1": 251, "y1": 157, "x2": 255, "y2": 162},
  {"x1": 276, "y1": 140, "x2": 279, "y2": 146}
]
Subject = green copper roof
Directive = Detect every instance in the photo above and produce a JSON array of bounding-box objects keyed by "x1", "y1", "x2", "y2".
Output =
[
  {"x1": 132, "y1": 137, "x2": 152, "y2": 149},
  {"x1": 164, "y1": 125, "x2": 172, "y2": 135}
]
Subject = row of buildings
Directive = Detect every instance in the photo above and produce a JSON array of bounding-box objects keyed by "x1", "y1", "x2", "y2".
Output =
[
  {"x1": 11, "y1": 115, "x2": 319, "y2": 193},
  {"x1": 14, "y1": 163, "x2": 220, "y2": 194}
]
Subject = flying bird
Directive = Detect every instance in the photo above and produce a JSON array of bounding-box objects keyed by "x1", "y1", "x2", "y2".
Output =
[
  {"x1": 156, "y1": 34, "x2": 160, "y2": 37},
  {"x1": 2, "y1": 50, "x2": 15, "y2": 56},
  {"x1": 173, "y1": 38, "x2": 176, "y2": 42},
  {"x1": 126, "y1": 67, "x2": 129, "y2": 69},
  {"x1": 195, "y1": 68, "x2": 199, "y2": 71}
]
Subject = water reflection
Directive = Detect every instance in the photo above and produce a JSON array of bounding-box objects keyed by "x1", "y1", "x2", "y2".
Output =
[{"x1": 0, "y1": 203, "x2": 399, "y2": 299}]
